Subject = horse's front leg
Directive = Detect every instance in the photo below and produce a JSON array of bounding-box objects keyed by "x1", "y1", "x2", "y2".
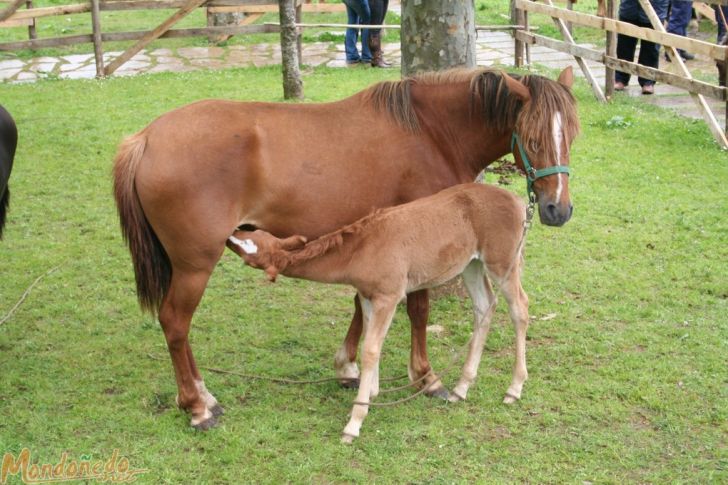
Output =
[
  {"x1": 342, "y1": 295, "x2": 397, "y2": 443},
  {"x1": 407, "y1": 289, "x2": 449, "y2": 399},
  {"x1": 334, "y1": 295, "x2": 362, "y2": 388}
]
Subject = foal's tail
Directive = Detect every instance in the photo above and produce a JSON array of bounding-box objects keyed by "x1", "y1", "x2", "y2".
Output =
[{"x1": 113, "y1": 131, "x2": 171, "y2": 314}]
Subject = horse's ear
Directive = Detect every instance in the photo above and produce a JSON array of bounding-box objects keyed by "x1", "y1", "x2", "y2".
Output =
[
  {"x1": 558, "y1": 66, "x2": 574, "y2": 89},
  {"x1": 502, "y1": 73, "x2": 530, "y2": 103},
  {"x1": 280, "y1": 235, "x2": 307, "y2": 251}
]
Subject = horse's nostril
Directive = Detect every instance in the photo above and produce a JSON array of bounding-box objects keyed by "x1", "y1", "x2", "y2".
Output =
[{"x1": 546, "y1": 203, "x2": 558, "y2": 218}]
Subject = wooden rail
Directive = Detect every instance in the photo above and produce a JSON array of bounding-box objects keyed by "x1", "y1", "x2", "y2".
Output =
[{"x1": 512, "y1": 0, "x2": 728, "y2": 149}]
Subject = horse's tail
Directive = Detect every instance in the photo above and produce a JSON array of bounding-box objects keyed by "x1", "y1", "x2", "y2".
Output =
[
  {"x1": 0, "y1": 186, "x2": 8, "y2": 239},
  {"x1": 113, "y1": 131, "x2": 171, "y2": 314}
]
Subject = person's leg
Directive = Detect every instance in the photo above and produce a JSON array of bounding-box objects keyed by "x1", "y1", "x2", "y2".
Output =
[
  {"x1": 343, "y1": 3, "x2": 361, "y2": 63},
  {"x1": 367, "y1": 0, "x2": 390, "y2": 67},
  {"x1": 615, "y1": 16, "x2": 639, "y2": 86},
  {"x1": 715, "y1": 6, "x2": 728, "y2": 42},
  {"x1": 666, "y1": 1, "x2": 694, "y2": 59},
  {"x1": 345, "y1": 0, "x2": 372, "y2": 62},
  {"x1": 637, "y1": 36, "x2": 660, "y2": 91}
]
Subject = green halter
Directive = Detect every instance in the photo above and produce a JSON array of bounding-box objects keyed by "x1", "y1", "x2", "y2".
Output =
[{"x1": 511, "y1": 132, "x2": 570, "y2": 203}]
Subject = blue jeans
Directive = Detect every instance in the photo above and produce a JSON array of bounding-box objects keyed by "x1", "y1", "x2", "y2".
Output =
[
  {"x1": 666, "y1": 1, "x2": 692, "y2": 37},
  {"x1": 343, "y1": 0, "x2": 371, "y2": 62}
]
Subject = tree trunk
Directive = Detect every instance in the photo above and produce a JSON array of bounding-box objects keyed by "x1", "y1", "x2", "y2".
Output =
[
  {"x1": 400, "y1": 0, "x2": 476, "y2": 76},
  {"x1": 279, "y1": 0, "x2": 303, "y2": 100}
]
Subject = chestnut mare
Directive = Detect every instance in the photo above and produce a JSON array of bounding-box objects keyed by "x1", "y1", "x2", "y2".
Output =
[
  {"x1": 226, "y1": 183, "x2": 530, "y2": 442},
  {"x1": 0, "y1": 105, "x2": 17, "y2": 239},
  {"x1": 113, "y1": 67, "x2": 579, "y2": 430}
]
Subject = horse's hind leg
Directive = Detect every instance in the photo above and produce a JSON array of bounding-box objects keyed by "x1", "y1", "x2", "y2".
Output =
[
  {"x1": 498, "y1": 270, "x2": 530, "y2": 404},
  {"x1": 449, "y1": 261, "x2": 497, "y2": 402},
  {"x1": 159, "y1": 267, "x2": 218, "y2": 429},
  {"x1": 407, "y1": 289, "x2": 449, "y2": 399},
  {"x1": 186, "y1": 342, "x2": 223, "y2": 417}
]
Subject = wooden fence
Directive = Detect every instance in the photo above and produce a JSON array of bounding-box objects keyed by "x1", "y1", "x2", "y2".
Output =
[
  {"x1": 511, "y1": 0, "x2": 728, "y2": 148},
  {"x1": 0, "y1": 0, "x2": 344, "y2": 76}
]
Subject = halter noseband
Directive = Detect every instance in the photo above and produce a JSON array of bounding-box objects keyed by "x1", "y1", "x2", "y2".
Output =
[{"x1": 511, "y1": 132, "x2": 570, "y2": 203}]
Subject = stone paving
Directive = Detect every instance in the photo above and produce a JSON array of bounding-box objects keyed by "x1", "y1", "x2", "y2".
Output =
[{"x1": 0, "y1": 30, "x2": 724, "y2": 128}]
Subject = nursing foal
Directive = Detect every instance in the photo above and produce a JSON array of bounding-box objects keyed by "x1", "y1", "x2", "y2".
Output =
[{"x1": 227, "y1": 183, "x2": 530, "y2": 442}]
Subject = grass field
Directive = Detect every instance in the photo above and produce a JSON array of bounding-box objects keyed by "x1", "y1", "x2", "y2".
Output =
[{"x1": 0, "y1": 66, "x2": 726, "y2": 483}]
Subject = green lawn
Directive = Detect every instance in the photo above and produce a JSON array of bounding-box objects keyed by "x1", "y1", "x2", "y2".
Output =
[{"x1": 0, "y1": 66, "x2": 726, "y2": 483}]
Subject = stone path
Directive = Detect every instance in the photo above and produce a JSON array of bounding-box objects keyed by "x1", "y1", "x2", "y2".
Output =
[{"x1": 0, "y1": 30, "x2": 724, "y2": 129}]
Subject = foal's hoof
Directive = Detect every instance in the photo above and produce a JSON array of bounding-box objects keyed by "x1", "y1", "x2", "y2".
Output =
[
  {"x1": 191, "y1": 415, "x2": 218, "y2": 431},
  {"x1": 502, "y1": 393, "x2": 520, "y2": 404},
  {"x1": 340, "y1": 378, "x2": 360, "y2": 390},
  {"x1": 340, "y1": 433, "x2": 356, "y2": 445},
  {"x1": 425, "y1": 386, "x2": 450, "y2": 401},
  {"x1": 210, "y1": 403, "x2": 225, "y2": 417},
  {"x1": 447, "y1": 391, "x2": 466, "y2": 403}
]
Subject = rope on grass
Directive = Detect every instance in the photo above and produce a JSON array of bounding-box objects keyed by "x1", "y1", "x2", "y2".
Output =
[
  {"x1": 146, "y1": 352, "x2": 408, "y2": 386},
  {"x1": 0, "y1": 264, "x2": 61, "y2": 326}
]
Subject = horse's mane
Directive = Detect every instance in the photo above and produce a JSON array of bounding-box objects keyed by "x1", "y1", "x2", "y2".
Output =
[
  {"x1": 286, "y1": 210, "x2": 384, "y2": 267},
  {"x1": 364, "y1": 67, "x2": 580, "y2": 164}
]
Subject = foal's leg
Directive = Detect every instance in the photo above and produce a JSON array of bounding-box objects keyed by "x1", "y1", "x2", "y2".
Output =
[
  {"x1": 342, "y1": 295, "x2": 398, "y2": 443},
  {"x1": 407, "y1": 289, "x2": 449, "y2": 399},
  {"x1": 449, "y1": 261, "x2": 497, "y2": 402},
  {"x1": 498, "y1": 271, "x2": 530, "y2": 404},
  {"x1": 334, "y1": 295, "x2": 362, "y2": 388},
  {"x1": 159, "y1": 267, "x2": 218, "y2": 429}
]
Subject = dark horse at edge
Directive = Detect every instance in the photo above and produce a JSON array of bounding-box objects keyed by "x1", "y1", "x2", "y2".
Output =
[
  {"x1": 0, "y1": 105, "x2": 17, "y2": 239},
  {"x1": 113, "y1": 67, "x2": 580, "y2": 430}
]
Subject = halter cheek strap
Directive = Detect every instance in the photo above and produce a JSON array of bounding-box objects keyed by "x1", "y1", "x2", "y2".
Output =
[{"x1": 511, "y1": 132, "x2": 570, "y2": 202}]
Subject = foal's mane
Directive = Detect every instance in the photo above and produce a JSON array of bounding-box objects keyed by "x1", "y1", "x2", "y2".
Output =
[
  {"x1": 364, "y1": 68, "x2": 580, "y2": 162},
  {"x1": 285, "y1": 210, "x2": 384, "y2": 267}
]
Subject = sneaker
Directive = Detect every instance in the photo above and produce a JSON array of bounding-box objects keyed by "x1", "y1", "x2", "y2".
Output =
[
  {"x1": 346, "y1": 59, "x2": 361, "y2": 66},
  {"x1": 614, "y1": 81, "x2": 626, "y2": 91},
  {"x1": 641, "y1": 84, "x2": 654, "y2": 95}
]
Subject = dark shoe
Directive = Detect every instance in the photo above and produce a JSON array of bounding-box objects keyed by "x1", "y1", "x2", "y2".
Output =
[
  {"x1": 679, "y1": 50, "x2": 695, "y2": 61},
  {"x1": 346, "y1": 59, "x2": 361, "y2": 66},
  {"x1": 614, "y1": 81, "x2": 626, "y2": 91},
  {"x1": 641, "y1": 84, "x2": 654, "y2": 95}
]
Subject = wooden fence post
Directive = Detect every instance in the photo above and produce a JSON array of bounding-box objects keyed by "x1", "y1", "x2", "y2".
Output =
[
  {"x1": 91, "y1": 0, "x2": 104, "y2": 78},
  {"x1": 26, "y1": 0, "x2": 36, "y2": 40},
  {"x1": 605, "y1": 0, "x2": 616, "y2": 98},
  {"x1": 512, "y1": 0, "x2": 524, "y2": 67}
]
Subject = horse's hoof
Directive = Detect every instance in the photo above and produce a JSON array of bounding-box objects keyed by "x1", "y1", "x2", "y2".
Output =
[
  {"x1": 340, "y1": 433, "x2": 356, "y2": 444},
  {"x1": 191, "y1": 415, "x2": 218, "y2": 431},
  {"x1": 447, "y1": 392, "x2": 465, "y2": 403},
  {"x1": 210, "y1": 403, "x2": 225, "y2": 417},
  {"x1": 425, "y1": 386, "x2": 450, "y2": 401},
  {"x1": 340, "y1": 378, "x2": 360, "y2": 390},
  {"x1": 502, "y1": 393, "x2": 519, "y2": 404}
]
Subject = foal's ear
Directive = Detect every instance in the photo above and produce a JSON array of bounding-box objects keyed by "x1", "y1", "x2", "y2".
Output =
[
  {"x1": 557, "y1": 66, "x2": 574, "y2": 89},
  {"x1": 502, "y1": 73, "x2": 530, "y2": 103},
  {"x1": 280, "y1": 235, "x2": 307, "y2": 251}
]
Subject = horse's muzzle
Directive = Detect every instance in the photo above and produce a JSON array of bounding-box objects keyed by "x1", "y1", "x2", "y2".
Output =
[{"x1": 538, "y1": 200, "x2": 573, "y2": 227}]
